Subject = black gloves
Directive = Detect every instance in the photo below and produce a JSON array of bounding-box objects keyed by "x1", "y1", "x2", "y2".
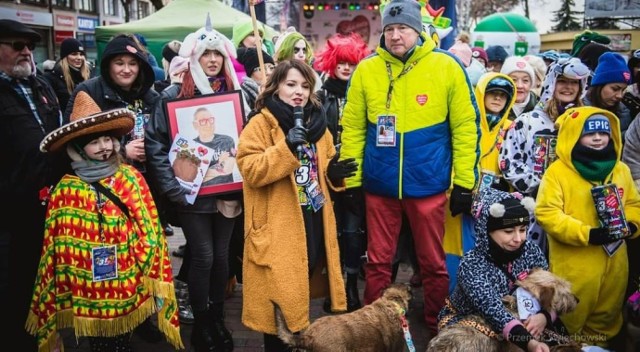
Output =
[
  {"x1": 449, "y1": 185, "x2": 473, "y2": 216},
  {"x1": 589, "y1": 223, "x2": 637, "y2": 245},
  {"x1": 492, "y1": 177, "x2": 511, "y2": 192},
  {"x1": 327, "y1": 157, "x2": 358, "y2": 184},
  {"x1": 286, "y1": 125, "x2": 308, "y2": 152}
]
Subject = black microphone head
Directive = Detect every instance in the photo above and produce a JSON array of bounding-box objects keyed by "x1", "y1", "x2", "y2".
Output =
[{"x1": 293, "y1": 106, "x2": 304, "y2": 127}]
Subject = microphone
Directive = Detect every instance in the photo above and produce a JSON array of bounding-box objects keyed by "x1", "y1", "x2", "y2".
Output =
[{"x1": 293, "y1": 106, "x2": 304, "y2": 153}]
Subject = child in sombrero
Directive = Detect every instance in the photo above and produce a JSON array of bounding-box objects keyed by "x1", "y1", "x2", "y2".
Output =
[{"x1": 25, "y1": 91, "x2": 183, "y2": 352}]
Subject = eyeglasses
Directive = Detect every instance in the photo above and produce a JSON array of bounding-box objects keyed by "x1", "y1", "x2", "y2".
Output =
[
  {"x1": 195, "y1": 117, "x2": 215, "y2": 126},
  {"x1": 293, "y1": 47, "x2": 307, "y2": 54},
  {"x1": 0, "y1": 41, "x2": 35, "y2": 51},
  {"x1": 253, "y1": 64, "x2": 275, "y2": 73}
]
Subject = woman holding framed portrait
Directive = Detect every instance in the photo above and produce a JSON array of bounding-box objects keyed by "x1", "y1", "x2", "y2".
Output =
[{"x1": 145, "y1": 17, "x2": 243, "y2": 352}]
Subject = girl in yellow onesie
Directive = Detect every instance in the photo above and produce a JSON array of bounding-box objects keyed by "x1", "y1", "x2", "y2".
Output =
[{"x1": 536, "y1": 106, "x2": 640, "y2": 347}]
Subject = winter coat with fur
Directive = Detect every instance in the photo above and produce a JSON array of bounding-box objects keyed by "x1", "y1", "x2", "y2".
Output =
[{"x1": 237, "y1": 107, "x2": 346, "y2": 334}]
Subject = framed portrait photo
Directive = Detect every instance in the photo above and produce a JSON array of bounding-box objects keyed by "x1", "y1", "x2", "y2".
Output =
[{"x1": 165, "y1": 91, "x2": 245, "y2": 197}]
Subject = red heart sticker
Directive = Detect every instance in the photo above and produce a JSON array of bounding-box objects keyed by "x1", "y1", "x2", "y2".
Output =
[
  {"x1": 198, "y1": 146, "x2": 208, "y2": 156},
  {"x1": 516, "y1": 61, "x2": 526, "y2": 69},
  {"x1": 619, "y1": 187, "x2": 625, "y2": 199},
  {"x1": 126, "y1": 45, "x2": 138, "y2": 54},
  {"x1": 624, "y1": 72, "x2": 631, "y2": 81},
  {"x1": 416, "y1": 94, "x2": 428, "y2": 106},
  {"x1": 605, "y1": 194, "x2": 619, "y2": 209},
  {"x1": 571, "y1": 111, "x2": 579, "y2": 119}
]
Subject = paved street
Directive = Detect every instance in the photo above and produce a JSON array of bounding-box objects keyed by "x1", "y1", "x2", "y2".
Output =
[{"x1": 61, "y1": 227, "x2": 432, "y2": 351}]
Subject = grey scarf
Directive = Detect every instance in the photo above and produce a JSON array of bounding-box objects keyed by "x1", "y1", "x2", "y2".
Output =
[{"x1": 71, "y1": 155, "x2": 120, "y2": 183}]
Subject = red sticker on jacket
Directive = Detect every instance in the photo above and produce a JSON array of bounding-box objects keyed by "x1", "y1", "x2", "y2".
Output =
[
  {"x1": 620, "y1": 187, "x2": 625, "y2": 199},
  {"x1": 416, "y1": 94, "x2": 428, "y2": 106}
]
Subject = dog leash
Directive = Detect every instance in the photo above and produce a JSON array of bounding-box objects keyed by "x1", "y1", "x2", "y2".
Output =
[{"x1": 395, "y1": 305, "x2": 416, "y2": 352}]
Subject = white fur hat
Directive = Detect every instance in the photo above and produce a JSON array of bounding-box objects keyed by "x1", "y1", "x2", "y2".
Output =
[
  {"x1": 179, "y1": 13, "x2": 240, "y2": 94},
  {"x1": 500, "y1": 56, "x2": 536, "y2": 87}
]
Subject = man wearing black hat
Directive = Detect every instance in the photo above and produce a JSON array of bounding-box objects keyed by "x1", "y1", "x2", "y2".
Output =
[{"x1": 0, "y1": 19, "x2": 68, "y2": 350}]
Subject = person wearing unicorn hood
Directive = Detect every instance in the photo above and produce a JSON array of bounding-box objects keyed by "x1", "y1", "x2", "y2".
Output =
[
  {"x1": 499, "y1": 57, "x2": 589, "y2": 254},
  {"x1": 536, "y1": 106, "x2": 640, "y2": 348},
  {"x1": 443, "y1": 72, "x2": 516, "y2": 293},
  {"x1": 145, "y1": 15, "x2": 242, "y2": 352}
]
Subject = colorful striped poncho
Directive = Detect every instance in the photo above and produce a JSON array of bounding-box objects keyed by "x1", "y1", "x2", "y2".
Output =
[{"x1": 25, "y1": 164, "x2": 183, "y2": 351}]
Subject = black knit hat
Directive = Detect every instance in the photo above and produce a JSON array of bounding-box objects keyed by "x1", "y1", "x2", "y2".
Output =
[
  {"x1": 0, "y1": 19, "x2": 41, "y2": 42},
  {"x1": 236, "y1": 47, "x2": 274, "y2": 75},
  {"x1": 162, "y1": 40, "x2": 181, "y2": 63},
  {"x1": 486, "y1": 197, "x2": 533, "y2": 233},
  {"x1": 577, "y1": 42, "x2": 611, "y2": 73},
  {"x1": 60, "y1": 38, "x2": 84, "y2": 59}
]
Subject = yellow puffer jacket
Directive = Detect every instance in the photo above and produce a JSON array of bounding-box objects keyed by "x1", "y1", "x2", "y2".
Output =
[{"x1": 340, "y1": 33, "x2": 480, "y2": 198}]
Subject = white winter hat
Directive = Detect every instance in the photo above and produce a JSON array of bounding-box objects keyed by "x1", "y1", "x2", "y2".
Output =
[{"x1": 500, "y1": 56, "x2": 536, "y2": 87}]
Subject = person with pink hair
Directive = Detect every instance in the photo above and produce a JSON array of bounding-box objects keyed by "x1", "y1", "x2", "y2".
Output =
[{"x1": 314, "y1": 32, "x2": 371, "y2": 313}]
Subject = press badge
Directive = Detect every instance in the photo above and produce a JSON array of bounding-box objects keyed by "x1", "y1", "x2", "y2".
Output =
[
  {"x1": 306, "y1": 180, "x2": 326, "y2": 212},
  {"x1": 92, "y1": 245, "x2": 118, "y2": 282},
  {"x1": 376, "y1": 115, "x2": 396, "y2": 147}
]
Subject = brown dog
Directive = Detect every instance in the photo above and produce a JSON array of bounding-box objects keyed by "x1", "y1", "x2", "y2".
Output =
[
  {"x1": 427, "y1": 268, "x2": 581, "y2": 352},
  {"x1": 274, "y1": 283, "x2": 412, "y2": 352}
]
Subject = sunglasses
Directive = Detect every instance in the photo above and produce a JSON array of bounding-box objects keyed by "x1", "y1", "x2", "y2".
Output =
[
  {"x1": 195, "y1": 117, "x2": 215, "y2": 126},
  {"x1": 0, "y1": 41, "x2": 35, "y2": 51}
]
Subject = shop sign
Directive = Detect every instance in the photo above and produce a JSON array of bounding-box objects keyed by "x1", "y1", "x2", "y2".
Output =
[
  {"x1": 54, "y1": 30, "x2": 75, "y2": 44},
  {"x1": 55, "y1": 14, "x2": 75, "y2": 29},
  {"x1": 0, "y1": 7, "x2": 53, "y2": 26},
  {"x1": 77, "y1": 16, "x2": 98, "y2": 32}
]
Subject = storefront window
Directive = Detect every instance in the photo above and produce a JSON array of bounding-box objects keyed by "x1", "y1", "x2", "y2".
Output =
[
  {"x1": 103, "y1": 0, "x2": 118, "y2": 16},
  {"x1": 78, "y1": 0, "x2": 96, "y2": 13},
  {"x1": 21, "y1": 0, "x2": 47, "y2": 5},
  {"x1": 137, "y1": 1, "x2": 150, "y2": 19},
  {"x1": 51, "y1": 0, "x2": 72, "y2": 9}
]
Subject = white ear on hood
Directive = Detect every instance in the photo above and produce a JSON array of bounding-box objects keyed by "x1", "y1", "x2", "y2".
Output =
[{"x1": 521, "y1": 197, "x2": 536, "y2": 213}]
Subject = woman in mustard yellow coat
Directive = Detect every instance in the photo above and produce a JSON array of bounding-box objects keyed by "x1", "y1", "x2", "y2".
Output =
[{"x1": 237, "y1": 60, "x2": 351, "y2": 351}]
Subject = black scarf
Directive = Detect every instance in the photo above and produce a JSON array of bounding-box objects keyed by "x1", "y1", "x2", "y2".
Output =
[
  {"x1": 571, "y1": 141, "x2": 617, "y2": 182},
  {"x1": 488, "y1": 236, "x2": 524, "y2": 265},
  {"x1": 322, "y1": 78, "x2": 348, "y2": 98},
  {"x1": 69, "y1": 66, "x2": 85, "y2": 86},
  {"x1": 264, "y1": 95, "x2": 327, "y2": 144}
]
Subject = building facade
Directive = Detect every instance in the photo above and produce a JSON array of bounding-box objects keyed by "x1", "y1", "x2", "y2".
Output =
[{"x1": 0, "y1": 0, "x2": 161, "y2": 66}]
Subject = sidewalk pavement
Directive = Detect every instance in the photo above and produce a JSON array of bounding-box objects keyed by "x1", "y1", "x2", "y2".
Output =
[{"x1": 61, "y1": 227, "x2": 432, "y2": 351}]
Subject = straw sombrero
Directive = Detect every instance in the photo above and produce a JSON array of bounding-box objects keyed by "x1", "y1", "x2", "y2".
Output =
[{"x1": 40, "y1": 91, "x2": 135, "y2": 152}]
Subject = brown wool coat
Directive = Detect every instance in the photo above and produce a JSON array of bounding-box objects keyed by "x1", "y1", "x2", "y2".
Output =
[{"x1": 237, "y1": 108, "x2": 347, "y2": 334}]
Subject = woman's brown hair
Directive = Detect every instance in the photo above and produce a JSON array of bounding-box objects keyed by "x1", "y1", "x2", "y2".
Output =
[{"x1": 254, "y1": 60, "x2": 320, "y2": 111}]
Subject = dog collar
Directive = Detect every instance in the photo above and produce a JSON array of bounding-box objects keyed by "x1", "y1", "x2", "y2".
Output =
[{"x1": 390, "y1": 301, "x2": 415, "y2": 352}]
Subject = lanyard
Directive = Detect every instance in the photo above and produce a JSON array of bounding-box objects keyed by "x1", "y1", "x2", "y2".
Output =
[{"x1": 385, "y1": 60, "x2": 418, "y2": 110}]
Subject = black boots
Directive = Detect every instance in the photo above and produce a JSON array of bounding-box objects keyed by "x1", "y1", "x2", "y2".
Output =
[
  {"x1": 345, "y1": 273, "x2": 362, "y2": 312},
  {"x1": 192, "y1": 310, "x2": 216, "y2": 352},
  {"x1": 209, "y1": 304, "x2": 234, "y2": 351}
]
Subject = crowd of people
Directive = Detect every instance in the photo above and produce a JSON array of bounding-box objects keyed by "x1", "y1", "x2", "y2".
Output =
[{"x1": 4, "y1": 0, "x2": 640, "y2": 351}]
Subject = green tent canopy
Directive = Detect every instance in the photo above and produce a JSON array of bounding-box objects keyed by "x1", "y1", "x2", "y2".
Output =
[
  {"x1": 95, "y1": 0, "x2": 277, "y2": 67},
  {"x1": 474, "y1": 13, "x2": 538, "y2": 33}
]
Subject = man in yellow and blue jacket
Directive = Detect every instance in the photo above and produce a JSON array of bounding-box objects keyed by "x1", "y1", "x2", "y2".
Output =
[{"x1": 340, "y1": 0, "x2": 480, "y2": 334}]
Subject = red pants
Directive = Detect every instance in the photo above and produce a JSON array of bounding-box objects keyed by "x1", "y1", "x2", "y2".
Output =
[{"x1": 363, "y1": 192, "x2": 448, "y2": 334}]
